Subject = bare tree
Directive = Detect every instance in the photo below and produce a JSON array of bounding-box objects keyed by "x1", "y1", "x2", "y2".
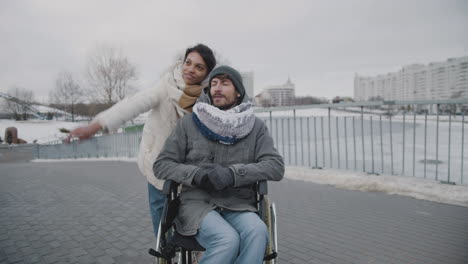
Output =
[
  {"x1": 86, "y1": 45, "x2": 137, "y2": 104},
  {"x1": 50, "y1": 71, "x2": 83, "y2": 121},
  {"x1": 3, "y1": 86, "x2": 35, "y2": 120}
]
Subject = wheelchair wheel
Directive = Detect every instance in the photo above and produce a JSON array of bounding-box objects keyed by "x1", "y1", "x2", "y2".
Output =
[{"x1": 262, "y1": 197, "x2": 277, "y2": 264}]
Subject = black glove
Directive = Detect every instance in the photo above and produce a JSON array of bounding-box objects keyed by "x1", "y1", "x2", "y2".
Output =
[
  {"x1": 207, "y1": 164, "x2": 234, "y2": 191},
  {"x1": 193, "y1": 166, "x2": 215, "y2": 191}
]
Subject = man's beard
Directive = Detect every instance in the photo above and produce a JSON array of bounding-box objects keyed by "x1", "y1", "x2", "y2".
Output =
[{"x1": 215, "y1": 98, "x2": 238, "y2": 110}]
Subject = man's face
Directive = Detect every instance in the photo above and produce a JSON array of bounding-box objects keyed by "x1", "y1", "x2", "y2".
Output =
[
  {"x1": 182, "y1": 52, "x2": 208, "y2": 85},
  {"x1": 210, "y1": 77, "x2": 240, "y2": 110}
]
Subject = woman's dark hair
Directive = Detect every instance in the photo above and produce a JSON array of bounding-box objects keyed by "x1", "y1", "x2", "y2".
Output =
[{"x1": 184, "y1": 44, "x2": 216, "y2": 73}]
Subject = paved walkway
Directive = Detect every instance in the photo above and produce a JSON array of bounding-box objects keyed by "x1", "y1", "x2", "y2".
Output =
[{"x1": 1, "y1": 161, "x2": 467, "y2": 264}]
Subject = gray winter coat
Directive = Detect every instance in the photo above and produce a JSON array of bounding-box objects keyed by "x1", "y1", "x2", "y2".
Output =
[{"x1": 153, "y1": 100, "x2": 284, "y2": 235}]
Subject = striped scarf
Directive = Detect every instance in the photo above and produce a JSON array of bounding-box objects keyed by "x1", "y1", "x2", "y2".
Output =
[{"x1": 192, "y1": 102, "x2": 255, "y2": 145}]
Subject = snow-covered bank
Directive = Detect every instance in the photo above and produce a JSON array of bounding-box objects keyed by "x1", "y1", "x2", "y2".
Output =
[
  {"x1": 32, "y1": 157, "x2": 468, "y2": 207},
  {"x1": 286, "y1": 167, "x2": 468, "y2": 207},
  {"x1": 255, "y1": 107, "x2": 467, "y2": 123},
  {"x1": 0, "y1": 119, "x2": 86, "y2": 144}
]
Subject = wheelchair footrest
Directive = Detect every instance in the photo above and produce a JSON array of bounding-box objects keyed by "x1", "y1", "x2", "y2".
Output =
[
  {"x1": 264, "y1": 250, "x2": 277, "y2": 261},
  {"x1": 148, "y1": 248, "x2": 161, "y2": 257},
  {"x1": 148, "y1": 247, "x2": 176, "y2": 260}
]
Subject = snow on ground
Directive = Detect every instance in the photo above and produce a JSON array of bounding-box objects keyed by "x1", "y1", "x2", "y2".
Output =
[
  {"x1": 255, "y1": 107, "x2": 466, "y2": 123},
  {"x1": 32, "y1": 157, "x2": 468, "y2": 208},
  {"x1": 0, "y1": 119, "x2": 88, "y2": 144},
  {"x1": 33, "y1": 104, "x2": 70, "y2": 116},
  {"x1": 255, "y1": 107, "x2": 358, "y2": 118},
  {"x1": 286, "y1": 167, "x2": 468, "y2": 207}
]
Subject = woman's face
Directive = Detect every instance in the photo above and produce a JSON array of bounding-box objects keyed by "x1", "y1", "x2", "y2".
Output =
[{"x1": 182, "y1": 52, "x2": 208, "y2": 85}]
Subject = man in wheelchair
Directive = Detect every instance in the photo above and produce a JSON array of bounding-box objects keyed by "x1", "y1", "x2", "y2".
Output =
[{"x1": 153, "y1": 65, "x2": 284, "y2": 263}]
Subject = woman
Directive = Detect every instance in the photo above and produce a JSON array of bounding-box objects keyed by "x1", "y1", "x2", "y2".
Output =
[{"x1": 66, "y1": 44, "x2": 217, "y2": 239}]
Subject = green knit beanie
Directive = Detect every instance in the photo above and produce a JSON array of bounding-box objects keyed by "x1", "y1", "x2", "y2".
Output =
[{"x1": 208, "y1": 66, "x2": 245, "y2": 101}]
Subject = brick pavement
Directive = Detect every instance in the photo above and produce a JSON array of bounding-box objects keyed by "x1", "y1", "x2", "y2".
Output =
[{"x1": 1, "y1": 161, "x2": 467, "y2": 264}]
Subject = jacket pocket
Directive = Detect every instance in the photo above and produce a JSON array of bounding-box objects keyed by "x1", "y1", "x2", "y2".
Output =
[
  {"x1": 188, "y1": 140, "x2": 214, "y2": 164},
  {"x1": 211, "y1": 186, "x2": 254, "y2": 199},
  {"x1": 226, "y1": 139, "x2": 251, "y2": 164},
  {"x1": 234, "y1": 186, "x2": 255, "y2": 199}
]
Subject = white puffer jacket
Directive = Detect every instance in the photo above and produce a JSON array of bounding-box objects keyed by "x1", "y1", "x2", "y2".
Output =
[{"x1": 93, "y1": 58, "x2": 194, "y2": 190}]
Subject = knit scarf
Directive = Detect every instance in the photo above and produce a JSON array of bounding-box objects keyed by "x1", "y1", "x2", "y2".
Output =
[
  {"x1": 178, "y1": 84, "x2": 204, "y2": 113},
  {"x1": 192, "y1": 102, "x2": 255, "y2": 145}
]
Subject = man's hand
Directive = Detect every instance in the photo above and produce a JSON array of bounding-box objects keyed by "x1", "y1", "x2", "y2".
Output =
[
  {"x1": 64, "y1": 123, "x2": 102, "y2": 143},
  {"x1": 193, "y1": 165, "x2": 215, "y2": 191},
  {"x1": 207, "y1": 164, "x2": 234, "y2": 191}
]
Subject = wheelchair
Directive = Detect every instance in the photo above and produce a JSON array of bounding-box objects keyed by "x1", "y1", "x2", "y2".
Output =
[{"x1": 149, "y1": 180, "x2": 278, "y2": 264}]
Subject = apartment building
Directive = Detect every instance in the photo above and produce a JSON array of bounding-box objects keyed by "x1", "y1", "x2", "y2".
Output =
[
  {"x1": 354, "y1": 56, "x2": 468, "y2": 102},
  {"x1": 260, "y1": 77, "x2": 296, "y2": 106}
]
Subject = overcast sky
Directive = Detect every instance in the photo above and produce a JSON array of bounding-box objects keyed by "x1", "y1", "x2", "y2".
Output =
[{"x1": 1, "y1": 0, "x2": 467, "y2": 102}]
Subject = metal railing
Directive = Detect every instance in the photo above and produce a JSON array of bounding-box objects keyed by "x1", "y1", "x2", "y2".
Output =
[
  {"x1": 257, "y1": 99, "x2": 467, "y2": 185},
  {"x1": 36, "y1": 131, "x2": 141, "y2": 159},
  {"x1": 34, "y1": 99, "x2": 467, "y2": 185}
]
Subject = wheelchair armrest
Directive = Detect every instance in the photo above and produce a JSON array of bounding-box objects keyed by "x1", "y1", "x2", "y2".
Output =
[
  {"x1": 257, "y1": 180, "x2": 268, "y2": 195},
  {"x1": 162, "y1": 180, "x2": 179, "y2": 195}
]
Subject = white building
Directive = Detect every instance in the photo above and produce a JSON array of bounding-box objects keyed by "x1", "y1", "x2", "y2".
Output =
[
  {"x1": 240, "y1": 71, "x2": 254, "y2": 99},
  {"x1": 260, "y1": 77, "x2": 296, "y2": 106},
  {"x1": 354, "y1": 56, "x2": 468, "y2": 102}
]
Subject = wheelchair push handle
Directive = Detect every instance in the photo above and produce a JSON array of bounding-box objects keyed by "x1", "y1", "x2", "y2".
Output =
[
  {"x1": 256, "y1": 180, "x2": 268, "y2": 195},
  {"x1": 163, "y1": 180, "x2": 179, "y2": 195}
]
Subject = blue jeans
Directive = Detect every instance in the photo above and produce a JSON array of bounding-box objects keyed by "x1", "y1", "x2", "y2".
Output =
[
  {"x1": 148, "y1": 183, "x2": 165, "y2": 239},
  {"x1": 195, "y1": 209, "x2": 268, "y2": 264}
]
